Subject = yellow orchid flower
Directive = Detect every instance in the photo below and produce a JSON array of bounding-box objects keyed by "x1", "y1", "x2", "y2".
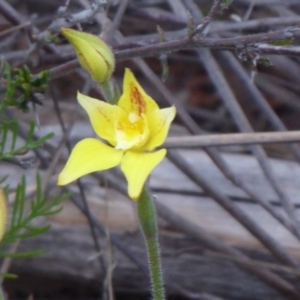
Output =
[
  {"x1": 61, "y1": 28, "x2": 115, "y2": 82},
  {"x1": 0, "y1": 189, "x2": 7, "y2": 241},
  {"x1": 58, "y1": 69, "x2": 176, "y2": 200}
]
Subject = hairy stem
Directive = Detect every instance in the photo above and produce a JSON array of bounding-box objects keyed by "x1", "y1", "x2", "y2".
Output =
[{"x1": 136, "y1": 187, "x2": 165, "y2": 300}]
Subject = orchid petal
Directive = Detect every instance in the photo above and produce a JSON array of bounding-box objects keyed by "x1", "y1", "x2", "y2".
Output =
[
  {"x1": 57, "y1": 138, "x2": 123, "y2": 185},
  {"x1": 144, "y1": 106, "x2": 176, "y2": 150},
  {"x1": 75, "y1": 40, "x2": 111, "y2": 82},
  {"x1": 61, "y1": 28, "x2": 115, "y2": 82},
  {"x1": 118, "y1": 69, "x2": 158, "y2": 117},
  {"x1": 78, "y1": 92, "x2": 124, "y2": 145},
  {"x1": 121, "y1": 149, "x2": 166, "y2": 200}
]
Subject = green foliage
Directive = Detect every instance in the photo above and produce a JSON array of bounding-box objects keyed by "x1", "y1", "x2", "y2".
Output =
[
  {"x1": 1, "y1": 63, "x2": 49, "y2": 113},
  {"x1": 0, "y1": 120, "x2": 54, "y2": 160},
  {"x1": 0, "y1": 272, "x2": 18, "y2": 279},
  {"x1": 0, "y1": 249, "x2": 46, "y2": 259},
  {"x1": 0, "y1": 174, "x2": 69, "y2": 249},
  {"x1": 258, "y1": 57, "x2": 273, "y2": 67},
  {"x1": 0, "y1": 61, "x2": 69, "y2": 275},
  {"x1": 271, "y1": 38, "x2": 294, "y2": 46},
  {"x1": 46, "y1": 33, "x2": 60, "y2": 43}
]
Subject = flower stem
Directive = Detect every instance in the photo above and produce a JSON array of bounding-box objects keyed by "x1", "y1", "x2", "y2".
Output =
[
  {"x1": 98, "y1": 80, "x2": 120, "y2": 105},
  {"x1": 136, "y1": 187, "x2": 165, "y2": 300}
]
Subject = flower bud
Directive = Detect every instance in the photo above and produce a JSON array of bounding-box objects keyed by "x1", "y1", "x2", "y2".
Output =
[
  {"x1": 61, "y1": 28, "x2": 115, "y2": 82},
  {"x1": 0, "y1": 189, "x2": 7, "y2": 241}
]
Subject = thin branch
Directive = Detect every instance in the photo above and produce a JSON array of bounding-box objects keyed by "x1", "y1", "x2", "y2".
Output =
[
  {"x1": 28, "y1": 0, "x2": 106, "y2": 55},
  {"x1": 0, "y1": 0, "x2": 25, "y2": 24},
  {"x1": 0, "y1": 21, "x2": 31, "y2": 38},
  {"x1": 164, "y1": 130, "x2": 300, "y2": 149},
  {"x1": 114, "y1": 27, "x2": 300, "y2": 61},
  {"x1": 104, "y1": 0, "x2": 129, "y2": 43},
  {"x1": 191, "y1": 0, "x2": 222, "y2": 37},
  {"x1": 211, "y1": 16, "x2": 300, "y2": 33},
  {"x1": 257, "y1": 43, "x2": 300, "y2": 56}
]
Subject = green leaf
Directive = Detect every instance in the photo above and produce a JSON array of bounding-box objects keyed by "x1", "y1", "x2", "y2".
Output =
[
  {"x1": 0, "y1": 249, "x2": 46, "y2": 258},
  {"x1": 14, "y1": 225, "x2": 51, "y2": 239},
  {"x1": 0, "y1": 120, "x2": 54, "y2": 160},
  {"x1": 0, "y1": 272, "x2": 18, "y2": 279},
  {"x1": 1, "y1": 62, "x2": 49, "y2": 111},
  {"x1": 271, "y1": 39, "x2": 293, "y2": 46},
  {"x1": 1, "y1": 173, "x2": 69, "y2": 247}
]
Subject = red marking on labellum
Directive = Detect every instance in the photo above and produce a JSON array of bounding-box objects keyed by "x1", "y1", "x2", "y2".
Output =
[{"x1": 130, "y1": 83, "x2": 145, "y2": 115}]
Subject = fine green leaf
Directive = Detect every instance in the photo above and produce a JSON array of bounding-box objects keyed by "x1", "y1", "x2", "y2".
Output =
[
  {"x1": 0, "y1": 249, "x2": 46, "y2": 259},
  {"x1": 0, "y1": 273, "x2": 18, "y2": 279}
]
